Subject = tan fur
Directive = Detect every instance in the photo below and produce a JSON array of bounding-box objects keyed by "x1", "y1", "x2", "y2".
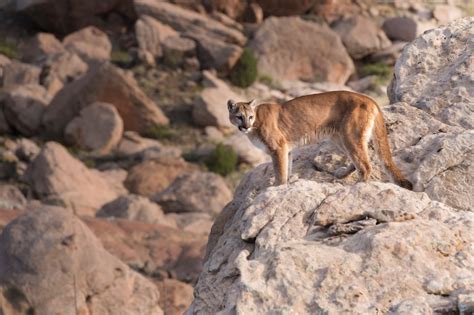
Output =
[{"x1": 227, "y1": 91, "x2": 412, "y2": 189}]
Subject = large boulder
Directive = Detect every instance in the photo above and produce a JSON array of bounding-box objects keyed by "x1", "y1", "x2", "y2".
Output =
[
  {"x1": 249, "y1": 16, "x2": 354, "y2": 84},
  {"x1": 192, "y1": 70, "x2": 240, "y2": 129},
  {"x1": 125, "y1": 157, "x2": 196, "y2": 197},
  {"x1": 97, "y1": 194, "x2": 176, "y2": 227},
  {"x1": 134, "y1": 0, "x2": 245, "y2": 72},
  {"x1": 1, "y1": 84, "x2": 50, "y2": 136},
  {"x1": 25, "y1": 142, "x2": 119, "y2": 216},
  {"x1": 388, "y1": 17, "x2": 473, "y2": 129},
  {"x1": 382, "y1": 16, "x2": 418, "y2": 42},
  {"x1": 42, "y1": 62, "x2": 169, "y2": 138},
  {"x1": 154, "y1": 171, "x2": 232, "y2": 215},
  {"x1": 188, "y1": 179, "x2": 474, "y2": 313},
  {"x1": 64, "y1": 102, "x2": 124, "y2": 155},
  {"x1": 63, "y1": 26, "x2": 112, "y2": 64},
  {"x1": 0, "y1": 206, "x2": 162, "y2": 315},
  {"x1": 135, "y1": 15, "x2": 178, "y2": 60},
  {"x1": 15, "y1": 0, "x2": 136, "y2": 34},
  {"x1": 332, "y1": 15, "x2": 391, "y2": 59}
]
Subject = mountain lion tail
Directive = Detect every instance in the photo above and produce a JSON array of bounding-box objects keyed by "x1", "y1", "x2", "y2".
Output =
[{"x1": 373, "y1": 111, "x2": 413, "y2": 190}]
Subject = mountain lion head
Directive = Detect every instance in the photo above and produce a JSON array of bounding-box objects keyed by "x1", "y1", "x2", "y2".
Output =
[{"x1": 227, "y1": 99, "x2": 257, "y2": 133}]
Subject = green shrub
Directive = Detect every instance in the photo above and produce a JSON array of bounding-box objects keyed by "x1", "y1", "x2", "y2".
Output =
[
  {"x1": 0, "y1": 40, "x2": 18, "y2": 59},
  {"x1": 359, "y1": 62, "x2": 392, "y2": 85},
  {"x1": 230, "y1": 48, "x2": 258, "y2": 88},
  {"x1": 144, "y1": 125, "x2": 174, "y2": 140},
  {"x1": 205, "y1": 143, "x2": 238, "y2": 176},
  {"x1": 111, "y1": 50, "x2": 133, "y2": 67}
]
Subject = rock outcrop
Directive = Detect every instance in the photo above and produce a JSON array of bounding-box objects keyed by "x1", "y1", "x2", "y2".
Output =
[
  {"x1": 42, "y1": 62, "x2": 169, "y2": 137},
  {"x1": 64, "y1": 102, "x2": 124, "y2": 155},
  {"x1": 193, "y1": 70, "x2": 240, "y2": 129},
  {"x1": 249, "y1": 16, "x2": 354, "y2": 84},
  {"x1": 332, "y1": 15, "x2": 391, "y2": 59},
  {"x1": 134, "y1": 0, "x2": 245, "y2": 72},
  {"x1": 388, "y1": 17, "x2": 473, "y2": 129},
  {"x1": 189, "y1": 179, "x2": 474, "y2": 314},
  {"x1": 25, "y1": 142, "x2": 119, "y2": 216},
  {"x1": 187, "y1": 18, "x2": 474, "y2": 314},
  {"x1": 0, "y1": 206, "x2": 162, "y2": 315},
  {"x1": 1, "y1": 84, "x2": 50, "y2": 136}
]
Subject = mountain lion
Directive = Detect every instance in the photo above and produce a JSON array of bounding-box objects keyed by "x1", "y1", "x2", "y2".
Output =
[{"x1": 227, "y1": 91, "x2": 412, "y2": 189}]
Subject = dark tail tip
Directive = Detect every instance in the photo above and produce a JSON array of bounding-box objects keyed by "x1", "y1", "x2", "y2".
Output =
[{"x1": 399, "y1": 179, "x2": 413, "y2": 190}]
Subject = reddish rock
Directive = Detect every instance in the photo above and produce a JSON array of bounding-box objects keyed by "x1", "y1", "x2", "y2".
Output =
[{"x1": 125, "y1": 157, "x2": 196, "y2": 197}]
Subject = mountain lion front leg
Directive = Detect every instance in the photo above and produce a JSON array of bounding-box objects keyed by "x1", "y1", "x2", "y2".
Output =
[{"x1": 271, "y1": 145, "x2": 289, "y2": 185}]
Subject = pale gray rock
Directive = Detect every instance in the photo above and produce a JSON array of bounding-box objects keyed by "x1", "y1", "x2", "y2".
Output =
[
  {"x1": 388, "y1": 17, "x2": 474, "y2": 129},
  {"x1": 224, "y1": 132, "x2": 270, "y2": 166},
  {"x1": 188, "y1": 177, "x2": 474, "y2": 314},
  {"x1": 64, "y1": 102, "x2": 124, "y2": 155},
  {"x1": 332, "y1": 15, "x2": 391, "y2": 59},
  {"x1": 135, "y1": 15, "x2": 178, "y2": 59},
  {"x1": 2, "y1": 60, "x2": 41, "y2": 89},
  {"x1": 97, "y1": 194, "x2": 176, "y2": 227},
  {"x1": 63, "y1": 26, "x2": 112, "y2": 64},
  {"x1": 2, "y1": 84, "x2": 50, "y2": 136},
  {"x1": 115, "y1": 131, "x2": 181, "y2": 160},
  {"x1": 154, "y1": 171, "x2": 232, "y2": 215},
  {"x1": 134, "y1": 0, "x2": 245, "y2": 72},
  {"x1": 193, "y1": 70, "x2": 240, "y2": 129},
  {"x1": 100, "y1": 168, "x2": 128, "y2": 196},
  {"x1": 396, "y1": 130, "x2": 473, "y2": 211},
  {"x1": 249, "y1": 16, "x2": 354, "y2": 84},
  {"x1": 25, "y1": 142, "x2": 119, "y2": 216},
  {"x1": 162, "y1": 36, "x2": 196, "y2": 67},
  {"x1": 0, "y1": 184, "x2": 26, "y2": 210},
  {"x1": 0, "y1": 206, "x2": 163, "y2": 315},
  {"x1": 433, "y1": 5, "x2": 464, "y2": 24}
]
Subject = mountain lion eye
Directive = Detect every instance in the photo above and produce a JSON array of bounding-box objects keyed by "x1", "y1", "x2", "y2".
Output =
[
  {"x1": 238, "y1": 116, "x2": 243, "y2": 121},
  {"x1": 249, "y1": 116, "x2": 254, "y2": 119}
]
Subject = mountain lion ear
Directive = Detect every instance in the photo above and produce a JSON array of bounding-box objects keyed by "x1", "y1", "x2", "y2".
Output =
[
  {"x1": 249, "y1": 99, "x2": 257, "y2": 109},
  {"x1": 227, "y1": 99, "x2": 236, "y2": 112}
]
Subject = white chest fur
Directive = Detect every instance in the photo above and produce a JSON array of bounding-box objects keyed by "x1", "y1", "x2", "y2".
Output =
[{"x1": 248, "y1": 134, "x2": 270, "y2": 154}]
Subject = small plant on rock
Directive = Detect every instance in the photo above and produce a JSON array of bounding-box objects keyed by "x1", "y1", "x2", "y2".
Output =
[
  {"x1": 359, "y1": 62, "x2": 392, "y2": 85},
  {"x1": 0, "y1": 40, "x2": 18, "y2": 59},
  {"x1": 230, "y1": 48, "x2": 258, "y2": 88},
  {"x1": 205, "y1": 143, "x2": 238, "y2": 176}
]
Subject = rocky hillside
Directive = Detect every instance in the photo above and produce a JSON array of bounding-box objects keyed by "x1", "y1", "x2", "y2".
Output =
[
  {"x1": 0, "y1": 0, "x2": 472, "y2": 314},
  {"x1": 189, "y1": 18, "x2": 474, "y2": 314}
]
